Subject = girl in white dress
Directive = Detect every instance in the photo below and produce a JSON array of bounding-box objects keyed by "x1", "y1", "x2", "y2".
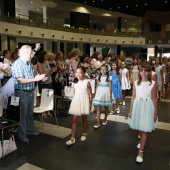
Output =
[
  {"x1": 93, "y1": 65, "x2": 113, "y2": 128},
  {"x1": 128, "y1": 62, "x2": 158, "y2": 163},
  {"x1": 120, "y1": 61, "x2": 130, "y2": 106},
  {"x1": 66, "y1": 66, "x2": 93, "y2": 145}
]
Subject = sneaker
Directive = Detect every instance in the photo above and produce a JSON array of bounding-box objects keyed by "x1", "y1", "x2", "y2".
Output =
[
  {"x1": 80, "y1": 133, "x2": 87, "y2": 142},
  {"x1": 102, "y1": 121, "x2": 107, "y2": 125},
  {"x1": 26, "y1": 131, "x2": 39, "y2": 136},
  {"x1": 20, "y1": 137, "x2": 29, "y2": 143},
  {"x1": 122, "y1": 101, "x2": 125, "y2": 106},
  {"x1": 66, "y1": 138, "x2": 75, "y2": 145}
]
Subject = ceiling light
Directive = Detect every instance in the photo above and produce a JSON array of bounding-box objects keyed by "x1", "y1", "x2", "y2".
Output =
[
  {"x1": 84, "y1": 2, "x2": 86, "y2": 4},
  {"x1": 37, "y1": 9, "x2": 39, "y2": 11},
  {"x1": 93, "y1": 1, "x2": 95, "y2": 2},
  {"x1": 135, "y1": 5, "x2": 137, "y2": 6},
  {"x1": 125, "y1": 20, "x2": 127, "y2": 21},
  {"x1": 145, "y1": 4, "x2": 147, "y2": 5},
  {"x1": 101, "y1": 0, "x2": 103, "y2": 1},
  {"x1": 29, "y1": 40, "x2": 31, "y2": 41},
  {"x1": 118, "y1": 7, "x2": 120, "y2": 9},
  {"x1": 165, "y1": 1, "x2": 167, "y2": 3},
  {"x1": 127, "y1": 6, "x2": 128, "y2": 8},
  {"x1": 31, "y1": 2, "x2": 33, "y2": 3},
  {"x1": 110, "y1": 8, "x2": 112, "y2": 10}
]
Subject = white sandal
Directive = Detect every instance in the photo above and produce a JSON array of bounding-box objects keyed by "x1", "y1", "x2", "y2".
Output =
[{"x1": 136, "y1": 150, "x2": 144, "y2": 163}]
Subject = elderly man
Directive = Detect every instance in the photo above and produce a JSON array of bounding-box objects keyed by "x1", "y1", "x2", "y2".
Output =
[{"x1": 12, "y1": 44, "x2": 47, "y2": 143}]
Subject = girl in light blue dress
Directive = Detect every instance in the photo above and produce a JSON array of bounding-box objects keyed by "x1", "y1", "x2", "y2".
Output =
[
  {"x1": 93, "y1": 65, "x2": 114, "y2": 128},
  {"x1": 128, "y1": 62, "x2": 158, "y2": 163},
  {"x1": 109, "y1": 61, "x2": 122, "y2": 114}
]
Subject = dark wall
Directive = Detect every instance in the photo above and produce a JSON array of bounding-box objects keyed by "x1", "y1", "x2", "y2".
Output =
[
  {"x1": 4, "y1": 0, "x2": 15, "y2": 17},
  {"x1": 70, "y1": 12, "x2": 90, "y2": 28}
]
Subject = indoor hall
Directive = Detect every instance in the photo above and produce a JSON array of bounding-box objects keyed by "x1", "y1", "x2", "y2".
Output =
[{"x1": 0, "y1": 91, "x2": 169, "y2": 170}]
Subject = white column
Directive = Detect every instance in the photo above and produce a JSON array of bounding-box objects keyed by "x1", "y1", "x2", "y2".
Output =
[
  {"x1": 43, "y1": 6, "x2": 47, "y2": 23},
  {"x1": 77, "y1": 43, "x2": 83, "y2": 54},
  {"x1": 1, "y1": 35, "x2": 8, "y2": 50},
  {"x1": 44, "y1": 41, "x2": 52, "y2": 53},
  {"x1": 147, "y1": 48, "x2": 154, "y2": 61}
]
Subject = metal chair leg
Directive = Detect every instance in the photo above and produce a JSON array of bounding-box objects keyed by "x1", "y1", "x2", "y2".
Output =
[{"x1": 52, "y1": 110, "x2": 59, "y2": 127}]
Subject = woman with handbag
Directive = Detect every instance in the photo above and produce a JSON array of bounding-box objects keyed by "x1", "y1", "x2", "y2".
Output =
[
  {"x1": 54, "y1": 51, "x2": 68, "y2": 96},
  {"x1": 66, "y1": 66, "x2": 93, "y2": 145}
]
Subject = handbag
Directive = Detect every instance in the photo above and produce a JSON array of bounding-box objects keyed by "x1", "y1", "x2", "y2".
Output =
[
  {"x1": 0, "y1": 135, "x2": 17, "y2": 158},
  {"x1": 64, "y1": 86, "x2": 74, "y2": 99}
]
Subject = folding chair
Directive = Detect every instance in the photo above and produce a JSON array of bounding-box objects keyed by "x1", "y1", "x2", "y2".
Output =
[{"x1": 34, "y1": 89, "x2": 58, "y2": 134}]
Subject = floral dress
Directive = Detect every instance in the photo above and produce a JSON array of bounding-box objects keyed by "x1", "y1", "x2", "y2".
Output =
[{"x1": 69, "y1": 58, "x2": 78, "y2": 86}]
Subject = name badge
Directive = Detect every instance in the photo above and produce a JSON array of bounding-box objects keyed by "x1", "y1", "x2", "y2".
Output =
[{"x1": 10, "y1": 96, "x2": 20, "y2": 106}]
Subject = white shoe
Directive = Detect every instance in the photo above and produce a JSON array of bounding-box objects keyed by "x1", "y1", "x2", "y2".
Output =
[
  {"x1": 66, "y1": 138, "x2": 75, "y2": 145},
  {"x1": 109, "y1": 111, "x2": 115, "y2": 115},
  {"x1": 116, "y1": 108, "x2": 120, "y2": 114},
  {"x1": 137, "y1": 143, "x2": 140, "y2": 149},
  {"x1": 80, "y1": 133, "x2": 87, "y2": 142},
  {"x1": 122, "y1": 101, "x2": 125, "y2": 106},
  {"x1": 102, "y1": 121, "x2": 107, "y2": 125},
  {"x1": 94, "y1": 124, "x2": 100, "y2": 128},
  {"x1": 136, "y1": 156, "x2": 143, "y2": 163},
  {"x1": 138, "y1": 135, "x2": 141, "y2": 139}
]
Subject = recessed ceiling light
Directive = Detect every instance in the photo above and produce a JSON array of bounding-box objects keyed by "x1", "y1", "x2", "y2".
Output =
[
  {"x1": 140, "y1": 20, "x2": 141, "y2": 22},
  {"x1": 31, "y1": 2, "x2": 33, "y2": 3},
  {"x1": 29, "y1": 40, "x2": 31, "y2": 41},
  {"x1": 145, "y1": 4, "x2": 147, "y2": 5},
  {"x1": 125, "y1": 20, "x2": 127, "y2": 21},
  {"x1": 84, "y1": 2, "x2": 86, "y2": 4},
  {"x1": 93, "y1": 1, "x2": 95, "y2": 2},
  {"x1": 101, "y1": 0, "x2": 103, "y2": 1},
  {"x1": 90, "y1": 21, "x2": 91, "y2": 22},
  {"x1": 135, "y1": 5, "x2": 137, "y2": 6},
  {"x1": 110, "y1": 8, "x2": 112, "y2": 10},
  {"x1": 118, "y1": 7, "x2": 120, "y2": 9},
  {"x1": 37, "y1": 9, "x2": 39, "y2": 11},
  {"x1": 127, "y1": 6, "x2": 128, "y2": 8},
  {"x1": 165, "y1": 1, "x2": 167, "y2": 3}
]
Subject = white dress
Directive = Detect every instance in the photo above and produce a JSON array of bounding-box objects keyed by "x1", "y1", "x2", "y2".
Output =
[
  {"x1": 120, "y1": 68, "x2": 131, "y2": 90},
  {"x1": 128, "y1": 80, "x2": 158, "y2": 132},
  {"x1": 93, "y1": 76, "x2": 114, "y2": 106},
  {"x1": 69, "y1": 79, "x2": 90, "y2": 116}
]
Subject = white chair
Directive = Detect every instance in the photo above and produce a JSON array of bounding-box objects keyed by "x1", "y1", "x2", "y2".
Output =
[{"x1": 34, "y1": 88, "x2": 58, "y2": 134}]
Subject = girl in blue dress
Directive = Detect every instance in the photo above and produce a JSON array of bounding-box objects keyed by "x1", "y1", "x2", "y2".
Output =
[
  {"x1": 128, "y1": 62, "x2": 158, "y2": 163},
  {"x1": 93, "y1": 65, "x2": 113, "y2": 128},
  {"x1": 109, "y1": 61, "x2": 122, "y2": 114}
]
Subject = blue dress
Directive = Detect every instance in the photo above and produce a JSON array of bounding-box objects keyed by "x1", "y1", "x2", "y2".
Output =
[{"x1": 109, "y1": 71, "x2": 122, "y2": 100}]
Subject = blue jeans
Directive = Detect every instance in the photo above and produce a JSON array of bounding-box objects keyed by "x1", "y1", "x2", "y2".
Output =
[{"x1": 15, "y1": 90, "x2": 34, "y2": 139}]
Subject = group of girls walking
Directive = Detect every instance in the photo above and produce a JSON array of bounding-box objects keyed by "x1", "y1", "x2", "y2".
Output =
[{"x1": 65, "y1": 55, "x2": 158, "y2": 164}]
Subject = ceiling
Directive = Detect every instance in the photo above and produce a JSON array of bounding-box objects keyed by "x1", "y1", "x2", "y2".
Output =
[{"x1": 64, "y1": 0, "x2": 170, "y2": 17}]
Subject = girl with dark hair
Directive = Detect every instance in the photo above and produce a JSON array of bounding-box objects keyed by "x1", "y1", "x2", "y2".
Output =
[
  {"x1": 128, "y1": 62, "x2": 158, "y2": 163},
  {"x1": 109, "y1": 61, "x2": 122, "y2": 114},
  {"x1": 93, "y1": 65, "x2": 113, "y2": 128},
  {"x1": 66, "y1": 66, "x2": 93, "y2": 145}
]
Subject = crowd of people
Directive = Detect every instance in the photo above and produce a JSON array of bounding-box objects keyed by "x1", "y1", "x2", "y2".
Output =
[{"x1": 0, "y1": 45, "x2": 170, "y2": 163}]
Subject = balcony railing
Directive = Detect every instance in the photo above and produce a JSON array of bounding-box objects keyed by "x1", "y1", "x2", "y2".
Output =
[{"x1": 0, "y1": 14, "x2": 144, "y2": 38}]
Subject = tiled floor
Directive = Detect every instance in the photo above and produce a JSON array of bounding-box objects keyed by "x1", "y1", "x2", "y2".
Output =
[{"x1": 0, "y1": 92, "x2": 170, "y2": 170}]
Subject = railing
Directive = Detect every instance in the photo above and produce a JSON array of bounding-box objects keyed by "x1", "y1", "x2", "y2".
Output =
[{"x1": 0, "y1": 14, "x2": 144, "y2": 38}]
